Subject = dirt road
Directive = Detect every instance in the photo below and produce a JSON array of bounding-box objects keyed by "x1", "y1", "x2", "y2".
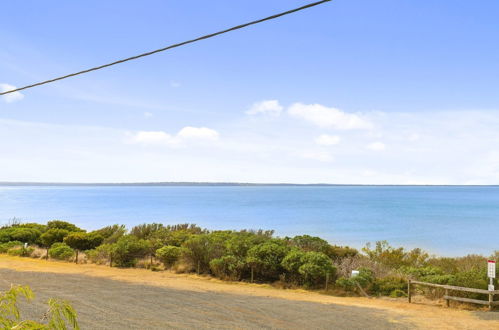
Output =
[{"x1": 0, "y1": 256, "x2": 497, "y2": 329}]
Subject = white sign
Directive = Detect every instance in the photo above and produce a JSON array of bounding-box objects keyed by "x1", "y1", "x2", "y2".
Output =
[
  {"x1": 351, "y1": 270, "x2": 360, "y2": 277},
  {"x1": 488, "y1": 260, "x2": 496, "y2": 278}
]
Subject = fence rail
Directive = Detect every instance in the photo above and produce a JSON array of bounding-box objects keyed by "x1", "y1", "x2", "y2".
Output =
[{"x1": 408, "y1": 280, "x2": 498, "y2": 310}]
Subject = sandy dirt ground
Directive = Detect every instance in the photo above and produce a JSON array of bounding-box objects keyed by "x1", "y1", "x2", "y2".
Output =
[{"x1": 0, "y1": 256, "x2": 497, "y2": 329}]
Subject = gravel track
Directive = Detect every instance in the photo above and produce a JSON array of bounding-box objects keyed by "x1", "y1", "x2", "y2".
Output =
[{"x1": 0, "y1": 269, "x2": 412, "y2": 329}]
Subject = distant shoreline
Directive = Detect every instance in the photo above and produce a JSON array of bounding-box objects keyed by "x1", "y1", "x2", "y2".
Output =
[{"x1": 0, "y1": 182, "x2": 498, "y2": 187}]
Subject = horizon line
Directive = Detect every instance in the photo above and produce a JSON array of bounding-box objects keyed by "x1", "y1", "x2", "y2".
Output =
[{"x1": 1, "y1": 181, "x2": 498, "y2": 187}]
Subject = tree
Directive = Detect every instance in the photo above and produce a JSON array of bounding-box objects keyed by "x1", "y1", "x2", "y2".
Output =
[
  {"x1": 64, "y1": 233, "x2": 103, "y2": 263},
  {"x1": 281, "y1": 249, "x2": 307, "y2": 282},
  {"x1": 111, "y1": 235, "x2": 150, "y2": 267},
  {"x1": 7, "y1": 227, "x2": 41, "y2": 244},
  {"x1": 246, "y1": 240, "x2": 289, "y2": 281},
  {"x1": 210, "y1": 255, "x2": 245, "y2": 280},
  {"x1": 0, "y1": 285, "x2": 79, "y2": 329},
  {"x1": 182, "y1": 232, "x2": 230, "y2": 274},
  {"x1": 130, "y1": 223, "x2": 164, "y2": 240},
  {"x1": 91, "y1": 224, "x2": 126, "y2": 244},
  {"x1": 297, "y1": 252, "x2": 335, "y2": 287},
  {"x1": 47, "y1": 220, "x2": 84, "y2": 233},
  {"x1": 290, "y1": 235, "x2": 330, "y2": 253},
  {"x1": 155, "y1": 246, "x2": 184, "y2": 268},
  {"x1": 40, "y1": 229, "x2": 70, "y2": 259}
]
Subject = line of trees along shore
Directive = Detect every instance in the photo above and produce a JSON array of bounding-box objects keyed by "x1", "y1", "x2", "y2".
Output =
[{"x1": 0, "y1": 220, "x2": 497, "y2": 300}]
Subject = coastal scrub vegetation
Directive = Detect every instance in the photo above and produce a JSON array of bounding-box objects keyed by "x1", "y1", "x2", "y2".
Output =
[{"x1": 0, "y1": 220, "x2": 497, "y2": 300}]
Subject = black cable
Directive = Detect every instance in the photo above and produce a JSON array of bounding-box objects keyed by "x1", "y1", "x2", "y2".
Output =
[{"x1": 0, "y1": 0, "x2": 331, "y2": 96}]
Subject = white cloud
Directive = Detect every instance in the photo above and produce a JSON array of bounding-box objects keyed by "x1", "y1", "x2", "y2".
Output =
[
  {"x1": 170, "y1": 81, "x2": 181, "y2": 88},
  {"x1": 0, "y1": 83, "x2": 24, "y2": 103},
  {"x1": 288, "y1": 103, "x2": 372, "y2": 130},
  {"x1": 177, "y1": 126, "x2": 219, "y2": 140},
  {"x1": 129, "y1": 126, "x2": 219, "y2": 146},
  {"x1": 299, "y1": 151, "x2": 334, "y2": 162},
  {"x1": 144, "y1": 112, "x2": 153, "y2": 118},
  {"x1": 408, "y1": 133, "x2": 420, "y2": 141},
  {"x1": 315, "y1": 134, "x2": 340, "y2": 146},
  {"x1": 246, "y1": 100, "x2": 283, "y2": 116},
  {"x1": 367, "y1": 141, "x2": 386, "y2": 151},
  {"x1": 131, "y1": 131, "x2": 174, "y2": 145}
]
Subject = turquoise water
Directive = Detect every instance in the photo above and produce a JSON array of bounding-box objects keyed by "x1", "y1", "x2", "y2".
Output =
[{"x1": 0, "y1": 185, "x2": 497, "y2": 256}]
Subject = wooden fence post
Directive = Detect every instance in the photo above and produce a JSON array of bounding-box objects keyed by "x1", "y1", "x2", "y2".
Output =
[
  {"x1": 445, "y1": 289, "x2": 449, "y2": 307},
  {"x1": 489, "y1": 293, "x2": 493, "y2": 311},
  {"x1": 325, "y1": 272, "x2": 329, "y2": 291},
  {"x1": 408, "y1": 280, "x2": 411, "y2": 303}
]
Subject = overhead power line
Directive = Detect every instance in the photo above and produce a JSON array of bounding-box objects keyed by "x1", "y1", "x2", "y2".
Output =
[{"x1": 1, "y1": 0, "x2": 331, "y2": 96}]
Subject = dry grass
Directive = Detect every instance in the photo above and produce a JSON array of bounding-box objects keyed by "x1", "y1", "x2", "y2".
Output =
[{"x1": 0, "y1": 255, "x2": 497, "y2": 329}]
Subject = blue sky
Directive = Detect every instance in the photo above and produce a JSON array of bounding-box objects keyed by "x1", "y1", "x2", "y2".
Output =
[{"x1": 1, "y1": 0, "x2": 499, "y2": 183}]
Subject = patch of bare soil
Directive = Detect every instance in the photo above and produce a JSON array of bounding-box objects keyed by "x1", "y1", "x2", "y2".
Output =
[{"x1": 0, "y1": 256, "x2": 497, "y2": 329}]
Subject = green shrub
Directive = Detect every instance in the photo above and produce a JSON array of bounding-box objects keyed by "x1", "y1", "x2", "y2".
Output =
[
  {"x1": 155, "y1": 246, "x2": 184, "y2": 268},
  {"x1": 420, "y1": 274, "x2": 454, "y2": 285},
  {"x1": 373, "y1": 276, "x2": 407, "y2": 296},
  {"x1": 0, "y1": 241, "x2": 23, "y2": 253},
  {"x1": 86, "y1": 244, "x2": 114, "y2": 265},
  {"x1": 399, "y1": 265, "x2": 443, "y2": 279},
  {"x1": 49, "y1": 242, "x2": 75, "y2": 260},
  {"x1": 7, "y1": 246, "x2": 34, "y2": 257},
  {"x1": 336, "y1": 268, "x2": 374, "y2": 292},
  {"x1": 390, "y1": 289, "x2": 407, "y2": 298},
  {"x1": 210, "y1": 255, "x2": 245, "y2": 280}
]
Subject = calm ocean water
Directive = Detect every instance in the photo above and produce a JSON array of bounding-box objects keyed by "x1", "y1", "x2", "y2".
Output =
[{"x1": 0, "y1": 185, "x2": 497, "y2": 256}]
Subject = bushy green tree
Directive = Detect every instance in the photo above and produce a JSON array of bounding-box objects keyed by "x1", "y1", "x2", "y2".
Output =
[
  {"x1": 64, "y1": 232, "x2": 103, "y2": 263},
  {"x1": 246, "y1": 240, "x2": 289, "y2": 281},
  {"x1": 0, "y1": 227, "x2": 42, "y2": 245},
  {"x1": 182, "y1": 232, "x2": 230, "y2": 274},
  {"x1": 47, "y1": 220, "x2": 83, "y2": 233},
  {"x1": 111, "y1": 235, "x2": 150, "y2": 267},
  {"x1": 281, "y1": 249, "x2": 307, "y2": 282},
  {"x1": 290, "y1": 235, "x2": 330, "y2": 253},
  {"x1": 40, "y1": 229, "x2": 70, "y2": 259},
  {"x1": 91, "y1": 224, "x2": 126, "y2": 244},
  {"x1": 210, "y1": 255, "x2": 245, "y2": 280},
  {"x1": 282, "y1": 250, "x2": 335, "y2": 286},
  {"x1": 130, "y1": 223, "x2": 164, "y2": 240},
  {"x1": 297, "y1": 252, "x2": 335, "y2": 287},
  {"x1": 155, "y1": 246, "x2": 184, "y2": 268}
]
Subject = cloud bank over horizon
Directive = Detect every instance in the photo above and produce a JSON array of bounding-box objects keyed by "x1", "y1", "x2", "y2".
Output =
[{"x1": 0, "y1": 101, "x2": 498, "y2": 185}]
